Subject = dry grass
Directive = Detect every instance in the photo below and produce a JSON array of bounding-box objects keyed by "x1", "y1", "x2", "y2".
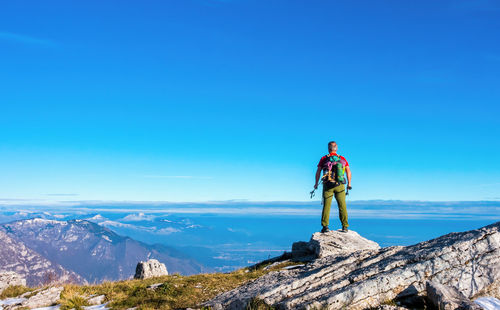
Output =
[
  {"x1": 56, "y1": 261, "x2": 299, "y2": 310},
  {"x1": 473, "y1": 280, "x2": 500, "y2": 300},
  {"x1": 59, "y1": 287, "x2": 90, "y2": 310},
  {"x1": 0, "y1": 285, "x2": 33, "y2": 299}
]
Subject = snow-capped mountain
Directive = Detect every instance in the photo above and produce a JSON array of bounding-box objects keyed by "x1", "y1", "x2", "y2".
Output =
[{"x1": 1, "y1": 218, "x2": 206, "y2": 283}]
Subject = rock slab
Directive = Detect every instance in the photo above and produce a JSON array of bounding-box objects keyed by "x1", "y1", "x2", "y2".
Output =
[
  {"x1": 134, "y1": 259, "x2": 168, "y2": 279},
  {"x1": 206, "y1": 222, "x2": 500, "y2": 310},
  {"x1": 426, "y1": 280, "x2": 481, "y2": 310},
  {"x1": 2, "y1": 286, "x2": 63, "y2": 309},
  {"x1": 292, "y1": 229, "x2": 380, "y2": 259},
  {"x1": 0, "y1": 272, "x2": 25, "y2": 294},
  {"x1": 87, "y1": 294, "x2": 106, "y2": 305}
]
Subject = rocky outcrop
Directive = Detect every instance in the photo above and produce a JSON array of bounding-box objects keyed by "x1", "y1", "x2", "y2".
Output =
[
  {"x1": 2, "y1": 286, "x2": 63, "y2": 309},
  {"x1": 426, "y1": 281, "x2": 481, "y2": 310},
  {"x1": 134, "y1": 259, "x2": 168, "y2": 279},
  {"x1": 0, "y1": 272, "x2": 25, "y2": 294},
  {"x1": 292, "y1": 229, "x2": 380, "y2": 259},
  {"x1": 205, "y1": 221, "x2": 500, "y2": 310},
  {"x1": 87, "y1": 294, "x2": 106, "y2": 305}
]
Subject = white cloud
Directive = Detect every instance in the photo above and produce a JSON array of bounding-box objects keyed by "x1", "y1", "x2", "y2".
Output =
[
  {"x1": 120, "y1": 212, "x2": 156, "y2": 222},
  {"x1": 0, "y1": 201, "x2": 499, "y2": 221},
  {"x1": 156, "y1": 227, "x2": 181, "y2": 234},
  {"x1": 99, "y1": 220, "x2": 182, "y2": 235},
  {"x1": 100, "y1": 220, "x2": 137, "y2": 229}
]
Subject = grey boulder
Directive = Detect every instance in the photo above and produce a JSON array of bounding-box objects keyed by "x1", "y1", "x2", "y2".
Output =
[
  {"x1": 426, "y1": 280, "x2": 482, "y2": 310},
  {"x1": 134, "y1": 259, "x2": 168, "y2": 279}
]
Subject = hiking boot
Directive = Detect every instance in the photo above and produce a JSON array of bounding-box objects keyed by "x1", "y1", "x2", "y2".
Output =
[
  {"x1": 341, "y1": 227, "x2": 348, "y2": 233},
  {"x1": 321, "y1": 226, "x2": 330, "y2": 233}
]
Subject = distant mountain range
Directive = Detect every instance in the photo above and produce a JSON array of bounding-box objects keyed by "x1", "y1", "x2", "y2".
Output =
[
  {"x1": 0, "y1": 218, "x2": 207, "y2": 285},
  {"x1": 0, "y1": 227, "x2": 84, "y2": 286}
]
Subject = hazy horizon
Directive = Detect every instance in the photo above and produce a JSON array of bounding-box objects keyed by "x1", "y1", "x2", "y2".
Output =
[{"x1": 2, "y1": 200, "x2": 498, "y2": 271}]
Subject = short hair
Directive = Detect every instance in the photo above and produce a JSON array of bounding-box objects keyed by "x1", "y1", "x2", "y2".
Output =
[{"x1": 328, "y1": 141, "x2": 337, "y2": 152}]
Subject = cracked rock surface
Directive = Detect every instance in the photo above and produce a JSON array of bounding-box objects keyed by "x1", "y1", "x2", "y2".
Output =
[
  {"x1": 3, "y1": 286, "x2": 63, "y2": 309},
  {"x1": 0, "y1": 272, "x2": 25, "y2": 294},
  {"x1": 426, "y1": 280, "x2": 482, "y2": 310},
  {"x1": 134, "y1": 259, "x2": 168, "y2": 279},
  {"x1": 292, "y1": 230, "x2": 380, "y2": 259},
  {"x1": 205, "y1": 222, "x2": 500, "y2": 310}
]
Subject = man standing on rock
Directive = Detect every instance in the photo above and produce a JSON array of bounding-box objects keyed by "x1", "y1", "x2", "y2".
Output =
[{"x1": 314, "y1": 141, "x2": 352, "y2": 233}]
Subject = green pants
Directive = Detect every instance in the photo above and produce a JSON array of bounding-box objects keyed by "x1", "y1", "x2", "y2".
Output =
[{"x1": 321, "y1": 183, "x2": 348, "y2": 228}]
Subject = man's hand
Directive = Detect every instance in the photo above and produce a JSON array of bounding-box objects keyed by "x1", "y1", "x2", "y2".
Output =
[
  {"x1": 314, "y1": 184, "x2": 318, "y2": 190},
  {"x1": 347, "y1": 185, "x2": 352, "y2": 190}
]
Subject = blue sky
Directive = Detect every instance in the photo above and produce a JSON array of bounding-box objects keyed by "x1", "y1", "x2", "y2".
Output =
[{"x1": 0, "y1": 0, "x2": 499, "y2": 203}]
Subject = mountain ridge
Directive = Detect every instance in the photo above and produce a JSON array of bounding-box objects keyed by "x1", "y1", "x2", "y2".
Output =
[
  {"x1": 0, "y1": 228, "x2": 85, "y2": 286},
  {"x1": 0, "y1": 218, "x2": 207, "y2": 284}
]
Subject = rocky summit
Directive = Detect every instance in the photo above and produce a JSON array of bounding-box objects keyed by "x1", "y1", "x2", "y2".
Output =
[
  {"x1": 205, "y1": 222, "x2": 500, "y2": 310},
  {"x1": 292, "y1": 229, "x2": 380, "y2": 260}
]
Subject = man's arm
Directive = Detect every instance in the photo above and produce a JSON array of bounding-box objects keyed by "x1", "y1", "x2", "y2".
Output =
[
  {"x1": 314, "y1": 166, "x2": 322, "y2": 189},
  {"x1": 345, "y1": 166, "x2": 352, "y2": 188}
]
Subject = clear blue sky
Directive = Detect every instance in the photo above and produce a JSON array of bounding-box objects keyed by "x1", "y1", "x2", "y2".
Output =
[{"x1": 1, "y1": 0, "x2": 499, "y2": 203}]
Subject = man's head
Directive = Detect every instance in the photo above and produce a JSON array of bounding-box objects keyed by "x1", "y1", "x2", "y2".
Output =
[{"x1": 328, "y1": 141, "x2": 338, "y2": 153}]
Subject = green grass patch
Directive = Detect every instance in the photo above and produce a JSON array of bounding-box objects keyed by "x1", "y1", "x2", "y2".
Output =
[{"x1": 58, "y1": 261, "x2": 298, "y2": 309}]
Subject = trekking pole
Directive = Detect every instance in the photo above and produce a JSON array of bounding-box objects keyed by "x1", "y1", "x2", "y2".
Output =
[
  {"x1": 310, "y1": 184, "x2": 320, "y2": 199},
  {"x1": 310, "y1": 188, "x2": 316, "y2": 199}
]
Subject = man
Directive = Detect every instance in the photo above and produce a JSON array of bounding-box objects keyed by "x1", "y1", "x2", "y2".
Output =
[{"x1": 314, "y1": 141, "x2": 352, "y2": 233}]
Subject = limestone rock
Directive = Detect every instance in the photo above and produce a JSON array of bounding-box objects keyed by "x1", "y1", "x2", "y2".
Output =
[
  {"x1": 87, "y1": 294, "x2": 106, "y2": 305},
  {"x1": 134, "y1": 259, "x2": 168, "y2": 279},
  {"x1": 0, "y1": 297, "x2": 26, "y2": 309},
  {"x1": 147, "y1": 283, "x2": 164, "y2": 290},
  {"x1": 21, "y1": 286, "x2": 63, "y2": 309},
  {"x1": 373, "y1": 306, "x2": 409, "y2": 310},
  {"x1": 426, "y1": 280, "x2": 481, "y2": 310},
  {"x1": 205, "y1": 222, "x2": 500, "y2": 310},
  {"x1": 3, "y1": 286, "x2": 63, "y2": 309},
  {"x1": 0, "y1": 272, "x2": 26, "y2": 294},
  {"x1": 475, "y1": 281, "x2": 500, "y2": 302},
  {"x1": 292, "y1": 229, "x2": 380, "y2": 259}
]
